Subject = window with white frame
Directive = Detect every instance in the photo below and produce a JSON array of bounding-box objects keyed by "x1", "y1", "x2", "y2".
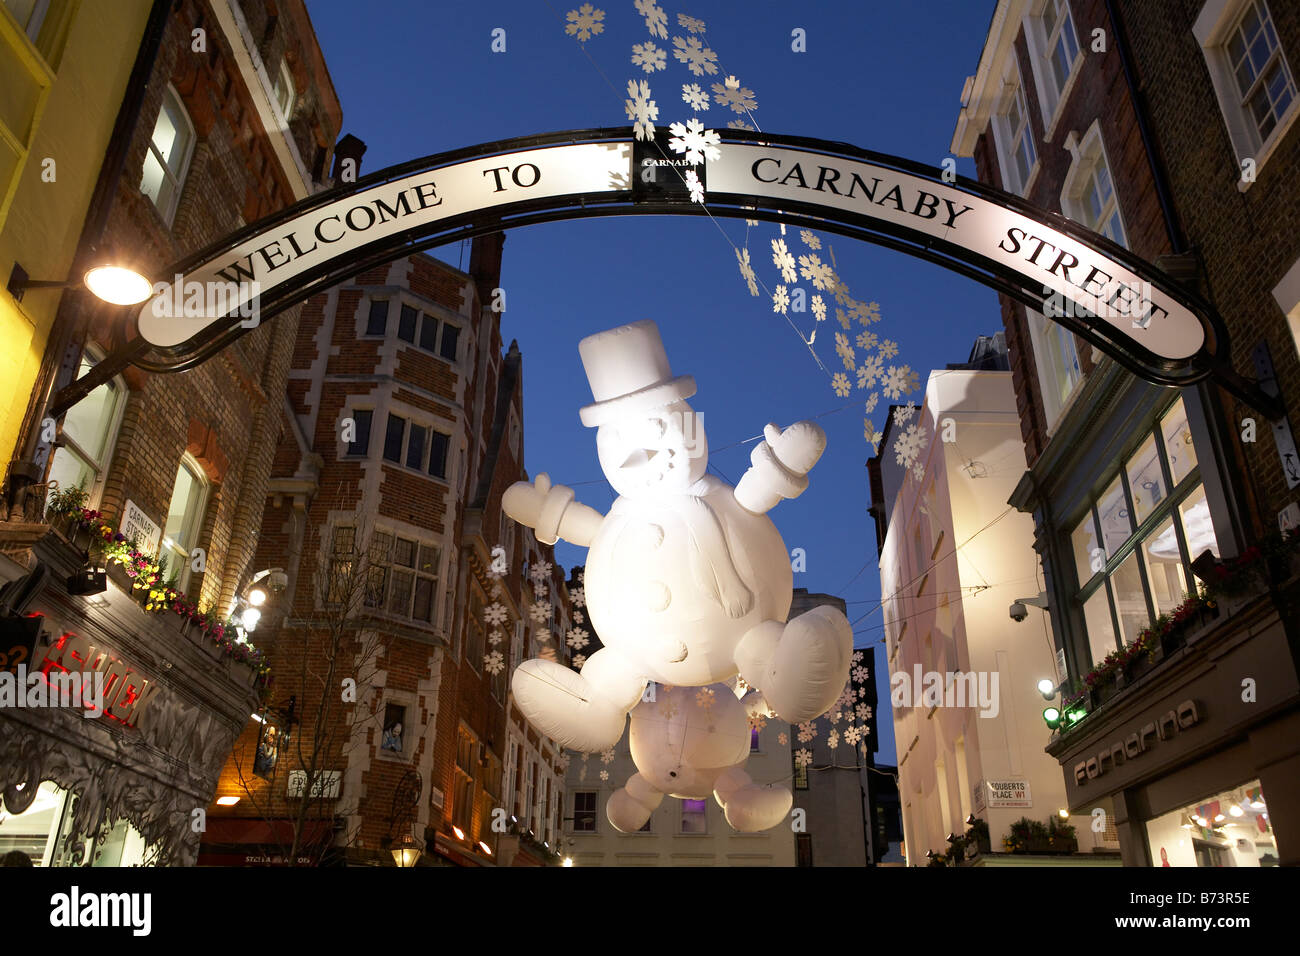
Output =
[
  {"x1": 1026, "y1": 307, "x2": 1082, "y2": 430},
  {"x1": 46, "y1": 348, "x2": 125, "y2": 509},
  {"x1": 994, "y1": 66, "x2": 1038, "y2": 195},
  {"x1": 1026, "y1": 0, "x2": 1082, "y2": 133},
  {"x1": 161, "y1": 454, "x2": 208, "y2": 591},
  {"x1": 362, "y1": 529, "x2": 440, "y2": 624},
  {"x1": 1062, "y1": 124, "x2": 1127, "y2": 247},
  {"x1": 273, "y1": 58, "x2": 295, "y2": 119},
  {"x1": 139, "y1": 85, "x2": 195, "y2": 225},
  {"x1": 1196, "y1": 0, "x2": 1299, "y2": 173},
  {"x1": 573, "y1": 791, "x2": 597, "y2": 832}
]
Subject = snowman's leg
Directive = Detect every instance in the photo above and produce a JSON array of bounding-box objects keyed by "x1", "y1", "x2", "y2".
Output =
[
  {"x1": 735, "y1": 607, "x2": 852, "y2": 724},
  {"x1": 511, "y1": 648, "x2": 645, "y2": 752},
  {"x1": 607, "y1": 773, "x2": 664, "y2": 833},
  {"x1": 713, "y1": 766, "x2": 793, "y2": 832}
]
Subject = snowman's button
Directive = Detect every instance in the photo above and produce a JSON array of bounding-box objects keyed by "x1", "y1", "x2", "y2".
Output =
[
  {"x1": 642, "y1": 580, "x2": 671, "y2": 611},
  {"x1": 638, "y1": 523, "x2": 665, "y2": 549}
]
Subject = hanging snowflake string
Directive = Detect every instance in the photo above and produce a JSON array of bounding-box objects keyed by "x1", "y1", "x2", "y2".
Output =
[
  {"x1": 677, "y1": 12, "x2": 705, "y2": 33},
  {"x1": 735, "y1": 248, "x2": 758, "y2": 296},
  {"x1": 631, "y1": 40, "x2": 666, "y2": 72},
  {"x1": 681, "y1": 82, "x2": 709, "y2": 112},
  {"x1": 624, "y1": 79, "x2": 658, "y2": 140},
  {"x1": 672, "y1": 35, "x2": 718, "y2": 75},
  {"x1": 484, "y1": 650, "x2": 505, "y2": 675}
]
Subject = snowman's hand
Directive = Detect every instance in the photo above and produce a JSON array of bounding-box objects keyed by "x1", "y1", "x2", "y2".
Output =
[
  {"x1": 767, "y1": 421, "x2": 827, "y2": 477},
  {"x1": 503, "y1": 474, "x2": 604, "y2": 547}
]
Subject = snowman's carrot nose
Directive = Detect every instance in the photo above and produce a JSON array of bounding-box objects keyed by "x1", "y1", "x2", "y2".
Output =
[{"x1": 620, "y1": 448, "x2": 659, "y2": 469}]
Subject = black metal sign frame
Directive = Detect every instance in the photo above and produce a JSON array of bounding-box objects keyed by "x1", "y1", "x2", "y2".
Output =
[{"x1": 52, "y1": 127, "x2": 1275, "y2": 417}]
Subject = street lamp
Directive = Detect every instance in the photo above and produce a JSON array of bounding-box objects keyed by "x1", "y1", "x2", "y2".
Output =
[
  {"x1": 7, "y1": 260, "x2": 152, "y2": 305},
  {"x1": 391, "y1": 832, "x2": 421, "y2": 868}
]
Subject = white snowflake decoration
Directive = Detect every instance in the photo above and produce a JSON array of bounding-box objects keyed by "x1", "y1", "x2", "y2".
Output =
[
  {"x1": 879, "y1": 338, "x2": 899, "y2": 359},
  {"x1": 843, "y1": 725, "x2": 862, "y2": 745},
  {"x1": 684, "y1": 169, "x2": 704, "y2": 203},
  {"x1": 489, "y1": 630, "x2": 504, "y2": 646},
  {"x1": 831, "y1": 372, "x2": 851, "y2": 398},
  {"x1": 747, "y1": 712, "x2": 767, "y2": 731},
  {"x1": 672, "y1": 34, "x2": 718, "y2": 75},
  {"x1": 667, "y1": 117, "x2": 720, "y2": 165},
  {"x1": 771, "y1": 239, "x2": 797, "y2": 283},
  {"x1": 893, "y1": 403, "x2": 917, "y2": 427},
  {"x1": 835, "y1": 332, "x2": 854, "y2": 364},
  {"x1": 726, "y1": 118, "x2": 754, "y2": 130},
  {"x1": 864, "y1": 392, "x2": 879, "y2": 414},
  {"x1": 566, "y1": 628, "x2": 589, "y2": 650},
  {"x1": 859, "y1": 704, "x2": 873, "y2": 721},
  {"x1": 812, "y1": 295, "x2": 827, "y2": 322},
  {"x1": 736, "y1": 248, "x2": 758, "y2": 296},
  {"x1": 857, "y1": 329, "x2": 878, "y2": 350},
  {"x1": 677, "y1": 12, "x2": 705, "y2": 33},
  {"x1": 634, "y1": 0, "x2": 667, "y2": 38},
  {"x1": 797, "y1": 253, "x2": 836, "y2": 291},
  {"x1": 571, "y1": 586, "x2": 585, "y2": 607},
  {"x1": 827, "y1": 729, "x2": 840, "y2": 749},
  {"x1": 572, "y1": 653, "x2": 587, "y2": 669},
  {"x1": 857, "y1": 354, "x2": 884, "y2": 390},
  {"x1": 631, "y1": 40, "x2": 666, "y2": 72},
  {"x1": 777, "y1": 732, "x2": 788, "y2": 746},
  {"x1": 564, "y1": 4, "x2": 605, "y2": 41},
  {"x1": 681, "y1": 82, "x2": 709, "y2": 112},
  {"x1": 772, "y1": 284, "x2": 790, "y2": 314},
  {"x1": 573, "y1": 609, "x2": 584, "y2": 624},
  {"x1": 600, "y1": 747, "x2": 616, "y2": 765},
  {"x1": 864, "y1": 421, "x2": 882, "y2": 452},
  {"x1": 624, "y1": 79, "x2": 658, "y2": 141},
  {"x1": 599, "y1": 769, "x2": 610, "y2": 781},
  {"x1": 795, "y1": 748, "x2": 813, "y2": 768},
  {"x1": 853, "y1": 650, "x2": 864, "y2": 664},
  {"x1": 484, "y1": 602, "x2": 508, "y2": 626},
  {"x1": 893, "y1": 422, "x2": 926, "y2": 469},
  {"x1": 852, "y1": 665, "x2": 869, "y2": 683},
  {"x1": 529, "y1": 600, "x2": 552, "y2": 623},
  {"x1": 711, "y1": 75, "x2": 756, "y2": 113},
  {"x1": 695, "y1": 686, "x2": 715, "y2": 708},
  {"x1": 796, "y1": 721, "x2": 815, "y2": 743},
  {"x1": 799, "y1": 229, "x2": 821, "y2": 249},
  {"x1": 483, "y1": 650, "x2": 505, "y2": 675},
  {"x1": 881, "y1": 365, "x2": 910, "y2": 400},
  {"x1": 579, "y1": 766, "x2": 587, "y2": 781}
]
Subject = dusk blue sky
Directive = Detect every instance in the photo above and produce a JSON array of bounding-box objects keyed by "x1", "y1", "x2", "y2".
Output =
[{"x1": 309, "y1": 1, "x2": 1005, "y2": 764}]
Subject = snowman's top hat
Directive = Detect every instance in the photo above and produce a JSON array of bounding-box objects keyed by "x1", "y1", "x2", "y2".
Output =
[{"x1": 578, "y1": 320, "x2": 696, "y2": 427}]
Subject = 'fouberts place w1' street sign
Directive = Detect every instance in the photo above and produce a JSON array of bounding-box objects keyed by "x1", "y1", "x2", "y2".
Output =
[{"x1": 130, "y1": 128, "x2": 1226, "y2": 390}]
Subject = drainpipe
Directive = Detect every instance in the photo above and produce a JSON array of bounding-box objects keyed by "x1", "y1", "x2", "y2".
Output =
[
  {"x1": 4, "y1": 0, "x2": 171, "y2": 519},
  {"x1": 1102, "y1": 0, "x2": 1187, "y2": 256}
]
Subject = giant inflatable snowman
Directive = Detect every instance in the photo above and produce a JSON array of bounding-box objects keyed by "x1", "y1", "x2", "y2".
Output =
[{"x1": 504, "y1": 320, "x2": 852, "y2": 755}]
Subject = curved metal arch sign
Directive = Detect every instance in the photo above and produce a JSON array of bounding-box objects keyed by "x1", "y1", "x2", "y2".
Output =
[{"x1": 65, "y1": 128, "x2": 1244, "y2": 410}]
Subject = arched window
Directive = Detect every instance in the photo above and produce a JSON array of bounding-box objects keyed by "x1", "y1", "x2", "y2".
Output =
[{"x1": 140, "y1": 85, "x2": 195, "y2": 225}]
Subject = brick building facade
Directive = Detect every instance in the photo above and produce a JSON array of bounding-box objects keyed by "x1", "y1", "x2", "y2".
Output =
[
  {"x1": 0, "y1": 0, "x2": 341, "y2": 865},
  {"x1": 204, "y1": 243, "x2": 574, "y2": 867},
  {"x1": 953, "y1": 0, "x2": 1300, "y2": 866}
]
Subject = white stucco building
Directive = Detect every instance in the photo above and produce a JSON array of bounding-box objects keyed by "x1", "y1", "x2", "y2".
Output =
[{"x1": 873, "y1": 341, "x2": 1116, "y2": 865}]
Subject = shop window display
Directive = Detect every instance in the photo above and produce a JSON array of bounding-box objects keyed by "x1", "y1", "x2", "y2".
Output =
[
  {"x1": 0, "y1": 781, "x2": 155, "y2": 866},
  {"x1": 1143, "y1": 779, "x2": 1277, "y2": 867}
]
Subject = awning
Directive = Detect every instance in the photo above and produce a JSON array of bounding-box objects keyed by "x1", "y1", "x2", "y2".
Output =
[{"x1": 196, "y1": 818, "x2": 335, "y2": 866}]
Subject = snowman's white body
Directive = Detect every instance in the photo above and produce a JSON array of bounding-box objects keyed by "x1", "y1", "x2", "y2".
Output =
[{"x1": 584, "y1": 476, "x2": 792, "y2": 687}]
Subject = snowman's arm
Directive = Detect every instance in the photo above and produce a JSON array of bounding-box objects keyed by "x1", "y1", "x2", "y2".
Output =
[
  {"x1": 503, "y1": 473, "x2": 605, "y2": 547},
  {"x1": 733, "y1": 422, "x2": 826, "y2": 514}
]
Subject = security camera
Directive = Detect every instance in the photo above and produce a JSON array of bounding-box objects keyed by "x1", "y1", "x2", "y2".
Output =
[
  {"x1": 268, "y1": 569, "x2": 288, "y2": 593},
  {"x1": 1010, "y1": 592, "x2": 1050, "y2": 623},
  {"x1": 1009, "y1": 601, "x2": 1028, "y2": 623}
]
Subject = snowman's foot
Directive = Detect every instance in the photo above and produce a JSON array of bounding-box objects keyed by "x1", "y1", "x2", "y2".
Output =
[
  {"x1": 762, "y1": 606, "x2": 853, "y2": 724},
  {"x1": 714, "y1": 767, "x2": 792, "y2": 832},
  {"x1": 607, "y1": 773, "x2": 663, "y2": 833},
  {"x1": 511, "y1": 659, "x2": 628, "y2": 752}
]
